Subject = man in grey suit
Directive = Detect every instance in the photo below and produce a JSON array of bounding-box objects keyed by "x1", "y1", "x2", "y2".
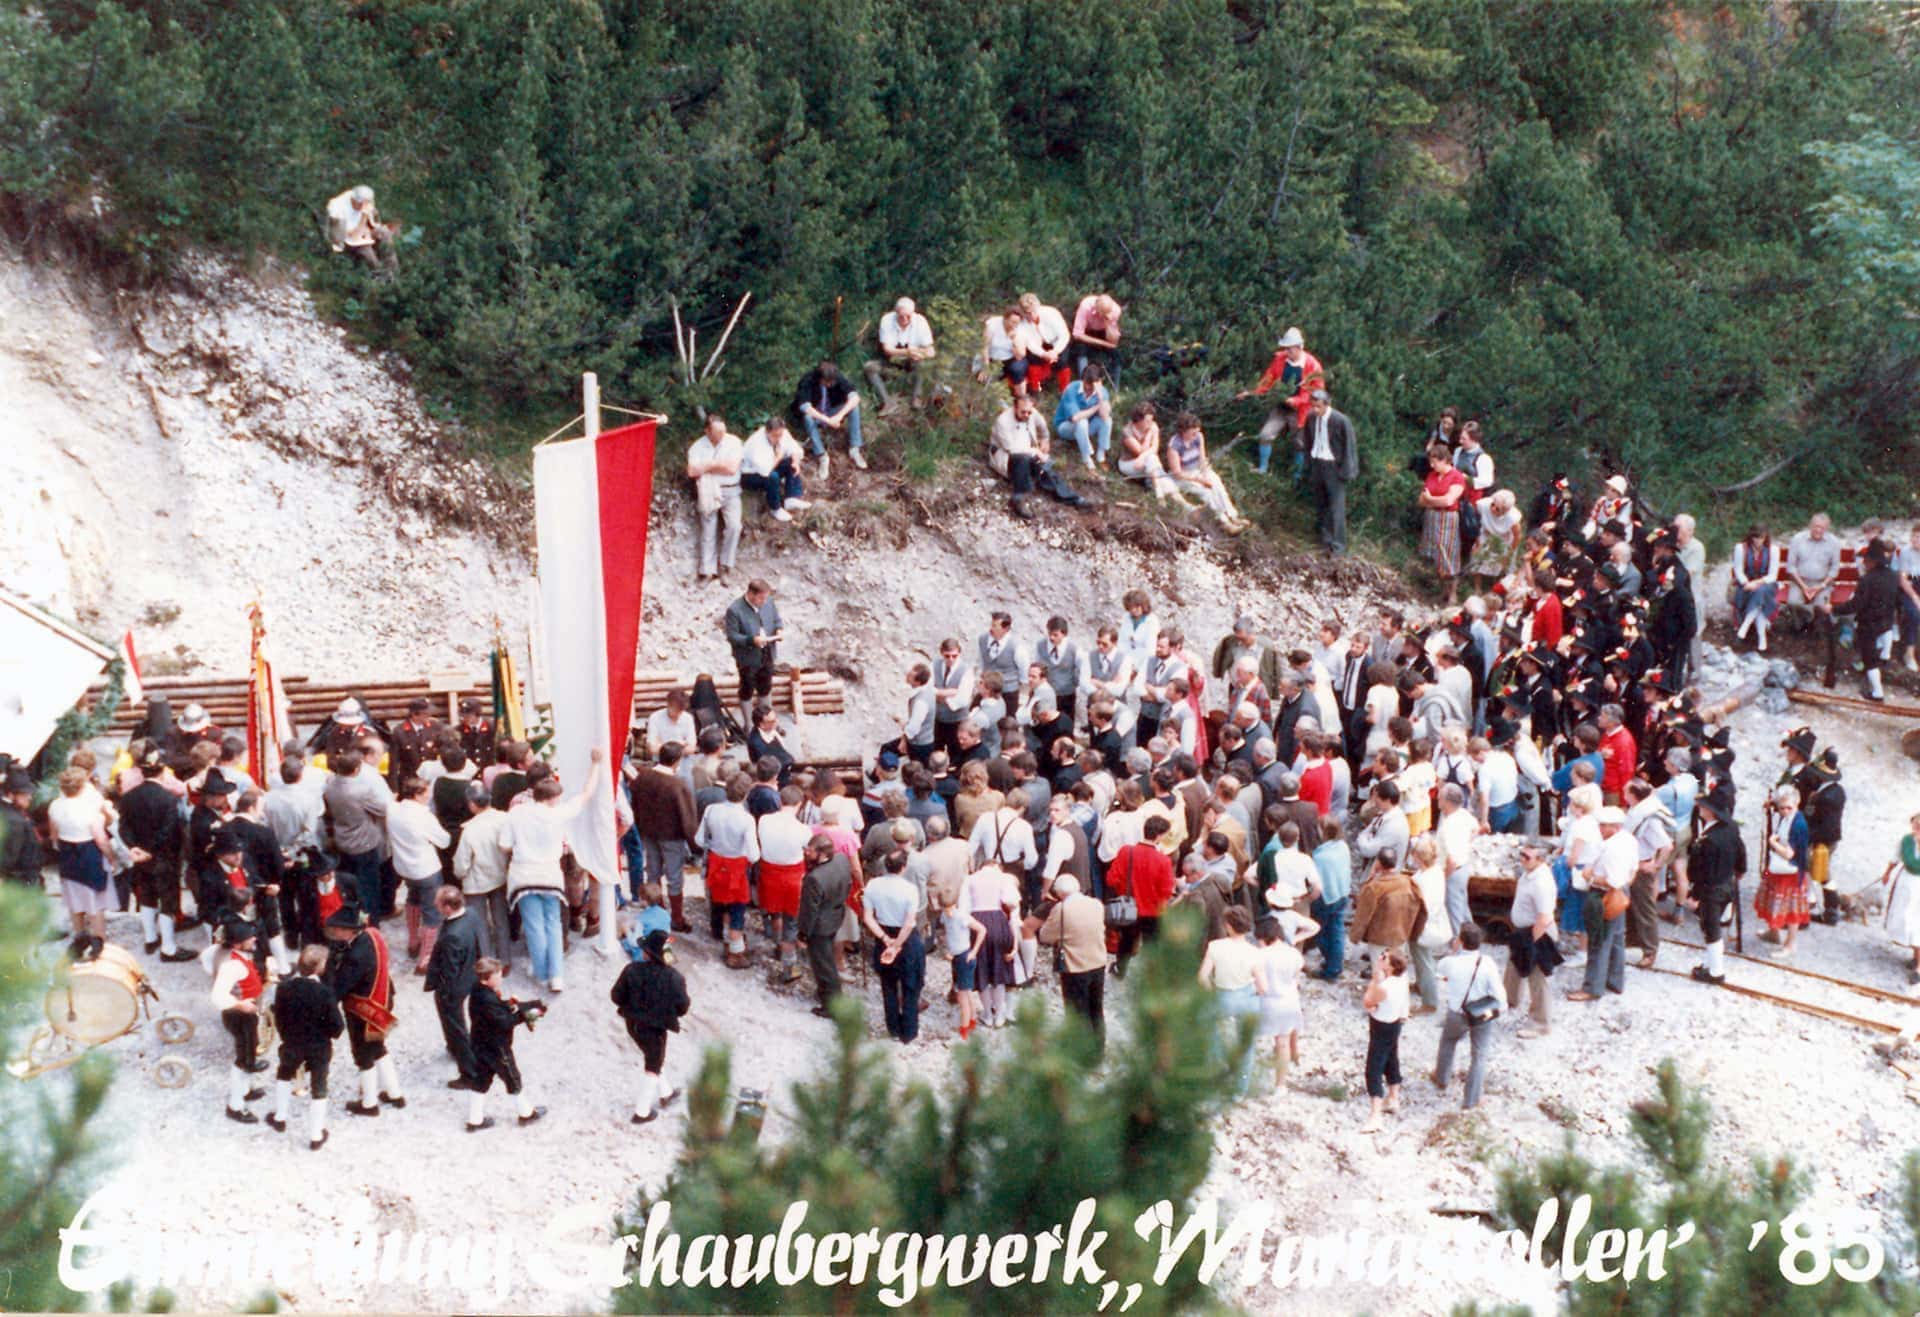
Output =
[
  {"x1": 1302, "y1": 388, "x2": 1359, "y2": 555},
  {"x1": 796, "y1": 835, "x2": 852, "y2": 1016},
  {"x1": 723, "y1": 579, "x2": 784, "y2": 729}
]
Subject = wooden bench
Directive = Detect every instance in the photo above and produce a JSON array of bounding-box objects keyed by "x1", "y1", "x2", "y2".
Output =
[
  {"x1": 87, "y1": 667, "x2": 846, "y2": 738},
  {"x1": 1748, "y1": 542, "x2": 1860, "y2": 629}
]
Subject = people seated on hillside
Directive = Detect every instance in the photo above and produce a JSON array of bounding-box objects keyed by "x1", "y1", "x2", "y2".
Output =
[
  {"x1": 686, "y1": 413, "x2": 743, "y2": 580},
  {"x1": 1115, "y1": 402, "x2": 1190, "y2": 507},
  {"x1": 1785, "y1": 512, "x2": 1840, "y2": 611},
  {"x1": 1070, "y1": 293, "x2": 1124, "y2": 383},
  {"x1": 741, "y1": 416, "x2": 811, "y2": 523},
  {"x1": 1017, "y1": 293, "x2": 1072, "y2": 394},
  {"x1": 988, "y1": 394, "x2": 1084, "y2": 520},
  {"x1": 793, "y1": 359, "x2": 865, "y2": 479},
  {"x1": 1165, "y1": 412, "x2": 1248, "y2": 534},
  {"x1": 979, "y1": 307, "x2": 1042, "y2": 398},
  {"x1": 325, "y1": 185, "x2": 397, "y2": 274},
  {"x1": 1235, "y1": 326, "x2": 1322, "y2": 475},
  {"x1": 1052, "y1": 364, "x2": 1112, "y2": 469},
  {"x1": 863, "y1": 297, "x2": 935, "y2": 414}
]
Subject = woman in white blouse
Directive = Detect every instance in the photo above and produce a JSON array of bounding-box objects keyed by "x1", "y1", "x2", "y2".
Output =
[
  {"x1": 1407, "y1": 835, "x2": 1453, "y2": 1013},
  {"x1": 388, "y1": 775, "x2": 451, "y2": 970},
  {"x1": 47, "y1": 766, "x2": 114, "y2": 957},
  {"x1": 1558, "y1": 783, "x2": 1604, "y2": 957}
]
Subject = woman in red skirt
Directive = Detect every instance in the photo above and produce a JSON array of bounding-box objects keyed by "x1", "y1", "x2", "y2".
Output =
[
  {"x1": 1756, "y1": 784, "x2": 1811, "y2": 958},
  {"x1": 756, "y1": 787, "x2": 812, "y2": 981}
]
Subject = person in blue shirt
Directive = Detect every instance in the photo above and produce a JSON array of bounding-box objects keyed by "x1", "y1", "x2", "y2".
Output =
[
  {"x1": 1549, "y1": 724, "x2": 1605, "y2": 801},
  {"x1": 621, "y1": 883, "x2": 673, "y2": 961},
  {"x1": 1053, "y1": 364, "x2": 1113, "y2": 469}
]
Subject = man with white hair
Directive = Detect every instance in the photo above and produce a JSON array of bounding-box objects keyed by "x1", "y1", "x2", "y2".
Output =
[
  {"x1": 1785, "y1": 513, "x2": 1840, "y2": 610},
  {"x1": 325, "y1": 185, "x2": 397, "y2": 272},
  {"x1": 1569, "y1": 805, "x2": 1636, "y2": 1002},
  {"x1": 864, "y1": 297, "x2": 936, "y2": 413},
  {"x1": 1035, "y1": 873, "x2": 1108, "y2": 1046}
]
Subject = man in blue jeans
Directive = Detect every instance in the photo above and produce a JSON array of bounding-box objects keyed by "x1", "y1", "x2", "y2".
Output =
[
  {"x1": 793, "y1": 358, "x2": 865, "y2": 481},
  {"x1": 1570, "y1": 806, "x2": 1635, "y2": 1002},
  {"x1": 861, "y1": 852, "x2": 924, "y2": 1044}
]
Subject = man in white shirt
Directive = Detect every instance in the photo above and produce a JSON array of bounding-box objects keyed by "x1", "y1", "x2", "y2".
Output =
[
  {"x1": 1571, "y1": 806, "x2": 1638, "y2": 1002},
  {"x1": 863, "y1": 297, "x2": 936, "y2": 412},
  {"x1": 1474, "y1": 732, "x2": 1521, "y2": 834},
  {"x1": 970, "y1": 789, "x2": 1038, "y2": 876},
  {"x1": 740, "y1": 417, "x2": 811, "y2": 522},
  {"x1": 325, "y1": 184, "x2": 396, "y2": 273},
  {"x1": 1623, "y1": 779, "x2": 1675, "y2": 970},
  {"x1": 686, "y1": 413, "x2": 744, "y2": 579},
  {"x1": 899, "y1": 663, "x2": 936, "y2": 764},
  {"x1": 1435, "y1": 783, "x2": 1479, "y2": 934},
  {"x1": 1433, "y1": 922, "x2": 1507, "y2": 1109},
  {"x1": 989, "y1": 395, "x2": 1083, "y2": 518},
  {"x1": 1504, "y1": 840, "x2": 1557, "y2": 1035}
]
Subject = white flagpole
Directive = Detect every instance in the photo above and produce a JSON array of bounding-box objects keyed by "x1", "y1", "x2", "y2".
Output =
[{"x1": 583, "y1": 372, "x2": 619, "y2": 958}]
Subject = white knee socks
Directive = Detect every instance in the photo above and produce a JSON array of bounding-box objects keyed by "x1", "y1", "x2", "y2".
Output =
[
  {"x1": 1705, "y1": 939, "x2": 1725, "y2": 976},
  {"x1": 308, "y1": 1098, "x2": 328, "y2": 1142},
  {"x1": 138, "y1": 907, "x2": 158, "y2": 944},
  {"x1": 467, "y1": 1091, "x2": 487, "y2": 1126},
  {"x1": 376, "y1": 1056, "x2": 402, "y2": 1100},
  {"x1": 1017, "y1": 937, "x2": 1038, "y2": 981},
  {"x1": 1868, "y1": 668, "x2": 1885, "y2": 698},
  {"x1": 635, "y1": 1071, "x2": 658, "y2": 1119},
  {"x1": 274, "y1": 1079, "x2": 293, "y2": 1123},
  {"x1": 359, "y1": 1068, "x2": 379, "y2": 1107},
  {"x1": 227, "y1": 1065, "x2": 250, "y2": 1112},
  {"x1": 514, "y1": 1090, "x2": 535, "y2": 1119},
  {"x1": 1755, "y1": 616, "x2": 1769, "y2": 651},
  {"x1": 269, "y1": 934, "x2": 294, "y2": 977},
  {"x1": 157, "y1": 913, "x2": 178, "y2": 955}
]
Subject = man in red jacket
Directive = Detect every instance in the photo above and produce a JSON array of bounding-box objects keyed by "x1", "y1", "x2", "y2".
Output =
[{"x1": 1597, "y1": 704, "x2": 1637, "y2": 807}]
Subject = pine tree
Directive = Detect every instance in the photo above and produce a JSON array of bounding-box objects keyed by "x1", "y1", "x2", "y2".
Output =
[
  {"x1": 612, "y1": 905, "x2": 1245, "y2": 1314},
  {"x1": 1472, "y1": 1059, "x2": 1920, "y2": 1317},
  {"x1": 0, "y1": 887, "x2": 116, "y2": 1312}
]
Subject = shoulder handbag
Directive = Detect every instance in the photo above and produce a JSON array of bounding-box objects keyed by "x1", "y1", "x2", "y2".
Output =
[
  {"x1": 1462, "y1": 952, "x2": 1501, "y2": 1025},
  {"x1": 1105, "y1": 849, "x2": 1139, "y2": 928},
  {"x1": 1602, "y1": 881, "x2": 1631, "y2": 921}
]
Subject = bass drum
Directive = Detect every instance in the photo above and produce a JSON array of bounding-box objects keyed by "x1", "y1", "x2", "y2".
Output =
[{"x1": 45, "y1": 944, "x2": 148, "y2": 1044}]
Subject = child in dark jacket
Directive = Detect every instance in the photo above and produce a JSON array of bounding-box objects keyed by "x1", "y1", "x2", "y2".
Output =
[
  {"x1": 609, "y1": 930, "x2": 690, "y2": 1123},
  {"x1": 465, "y1": 957, "x2": 547, "y2": 1131}
]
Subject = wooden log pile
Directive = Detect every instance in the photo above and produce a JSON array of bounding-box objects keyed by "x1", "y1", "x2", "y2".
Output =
[{"x1": 87, "y1": 667, "x2": 846, "y2": 738}]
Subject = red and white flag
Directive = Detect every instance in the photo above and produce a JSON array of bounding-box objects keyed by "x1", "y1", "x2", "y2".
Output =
[
  {"x1": 119, "y1": 630, "x2": 144, "y2": 706},
  {"x1": 532, "y1": 419, "x2": 656, "y2": 931}
]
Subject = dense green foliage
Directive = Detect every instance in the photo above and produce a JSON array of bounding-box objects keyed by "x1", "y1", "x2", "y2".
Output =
[
  {"x1": 1471, "y1": 1059, "x2": 1920, "y2": 1317},
  {"x1": 612, "y1": 907, "x2": 1245, "y2": 1313},
  {"x1": 3, "y1": 0, "x2": 1917, "y2": 545},
  {"x1": 0, "y1": 888, "x2": 115, "y2": 1311}
]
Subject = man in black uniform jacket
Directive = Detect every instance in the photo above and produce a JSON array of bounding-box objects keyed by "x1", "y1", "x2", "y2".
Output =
[
  {"x1": 118, "y1": 755, "x2": 195, "y2": 960},
  {"x1": 423, "y1": 886, "x2": 483, "y2": 1090},
  {"x1": 388, "y1": 698, "x2": 442, "y2": 791},
  {"x1": 230, "y1": 788, "x2": 293, "y2": 973},
  {"x1": 0, "y1": 769, "x2": 43, "y2": 889},
  {"x1": 465, "y1": 958, "x2": 547, "y2": 1131},
  {"x1": 324, "y1": 906, "x2": 406, "y2": 1116},
  {"x1": 189, "y1": 771, "x2": 239, "y2": 928},
  {"x1": 268, "y1": 944, "x2": 345, "y2": 1150},
  {"x1": 1825, "y1": 537, "x2": 1903, "y2": 703},
  {"x1": 456, "y1": 698, "x2": 496, "y2": 768},
  {"x1": 610, "y1": 929, "x2": 691, "y2": 1125},
  {"x1": 1687, "y1": 786, "x2": 1744, "y2": 985}
]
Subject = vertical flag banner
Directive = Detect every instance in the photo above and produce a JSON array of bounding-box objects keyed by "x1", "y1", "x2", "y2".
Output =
[
  {"x1": 245, "y1": 602, "x2": 294, "y2": 788},
  {"x1": 119, "y1": 630, "x2": 145, "y2": 707},
  {"x1": 531, "y1": 419, "x2": 656, "y2": 892}
]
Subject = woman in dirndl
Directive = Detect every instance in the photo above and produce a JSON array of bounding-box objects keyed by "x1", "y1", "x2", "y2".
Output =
[
  {"x1": 46, "y1": 766, "x2": 114, "y2": 958},
  {"x1": 1418, "y1": 443, "x2": 1468, "y2": 606},
  {"x1": 1756, "y1": 784, "x2": 1811, "y2": 958},
  {"x1": 1881, "y1": 811, "x2": 1920, "y2": 984},
  {"x1": 966, "y1": 866, "x2": 1022, "y2": 1029}
]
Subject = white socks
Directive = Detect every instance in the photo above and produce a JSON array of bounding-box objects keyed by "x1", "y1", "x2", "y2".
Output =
[
  {"x1": 138, "y1": 907, "x2": 158, "y2": 944},
  {"x1": 308, "y1": 1098, "x2": 327, "y2": 1142},
  {"x1": 359, "y1": 1069, "x2": 379, "y2": 1107},
  {"x1": 1868, "y1": 668, "x2": 1885, "y2": 698},
  {"x1": 274, "y1": 1079, "x2": 293, "y2": 1123},
  {"x1": 227, "y1": 1065, "x2": 250, "y2": 1111},
  {"x1": 1736, "y1": 614, "x2": 1753, "y2": 640},
  {"x1": 467, "y1": 1091, "x2": 487, "y2": 1126},
  {"x1": 1755, "y1": 616, "x2": 1769, "y2": 651},
  {"x1": 375, "y1": 1056, "x2": 402, "y2": 1100},
  {"x1": 1017, "y1": 938, "x2": 1038, "y2": 982},
  {"x1": 515, "y1": 1091, "x2": 535, "y2": 1119},
  {"x1": 1705, "y1": 939, "x2": 1725, "y2": 976},
  {"x1": 269, "y1": 934, "x2": 294, "y2": 977},
  {"x1": 635, "y1": 1071, "x2": 658, "y2": 1119},
  {"x1": 157, "y1": 913, "x2": 178, "y2": 955}
]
